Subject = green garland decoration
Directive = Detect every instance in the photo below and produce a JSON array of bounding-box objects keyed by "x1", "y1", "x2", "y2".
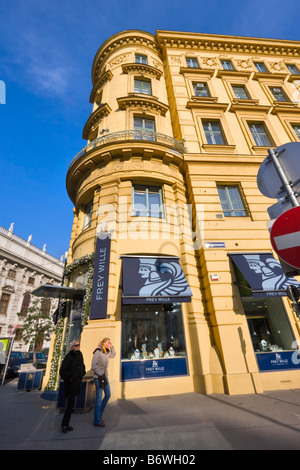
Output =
[{"x1": 44, "y1": 252, "x2": 95, "y2": 391}]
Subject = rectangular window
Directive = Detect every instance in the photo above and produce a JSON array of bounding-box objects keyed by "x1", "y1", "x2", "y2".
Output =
[
  {"x1": 83, "y1": 200, "x2": 93, "y2": 230},
  {"x1": 254, "y1": 62, "x2": 268, "y2": 73},
  {"x1": 7, "y1": 269, "x2": 16, "y2": 279},
  {"x1": 192, "y1": 82, "x2": 210, "y2": 97},
  {"x1": 186, "y1": 57, "x2": 199, "y2": 68},
  {"x1": 217, "y1": 185, "x2": 247, "y2": 217},
  {"x1": 287, "y1": 64, "x2": 300, "y2": 74},
  {"x1": 248, "y1": 122, "x2": 272, "y2": 146},
  {"x1": 232, "y1": 85, "x2": 250, "y2": 99},
  {"x1": 269, "y1": 86, "x2": 289, "y2": 102},
  {"x1": 133, "y1": 117, "x2": 155, "y2": 141},
  {"x1": 202, "y1": 120, "x2": 226, "y2": 145},
  {"x1": 292, "y1": 124, "x2": 300, "y2": 139},
  {"x1": 0, "y1": 293, "x2": 10, "y2": 315},
  {"x1": 221, "y1": 59, "x2": 235, "y2": 70},
  {"x1": 133, "y1": 185, "x2": 163, "y2": 218},
  {"x1": 121, "y1": 303, "x2": 187, "y2": 380},
  {"x1": 135, "y1": 54, "x2": 147, "y2": 65},
  {"x1": 134, "y1": 78, "x2": 151, "y2": 95}
]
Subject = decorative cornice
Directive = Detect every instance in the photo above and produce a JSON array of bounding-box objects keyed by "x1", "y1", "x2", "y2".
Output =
[
  {"x1": 253, "y1": 71, "x2": 287, "y2": 80},
  {"x1": 156, "y1": 30, "x2": 300, "y2": 58},
  {"x1": 121, "y1": 62, "x2": 163, "y2": 79},
  {"x1": 229, "y1": 99, "x2": 271, "y2": 113},
  {"x1": 187, "y1": 99, "x2": 228, "y2": 110},
  {"x1": 82, "y1": 103, "x2": 112, "y2": 140},
  {"x1": 92, "y1": 30, "x2": 159, "y2": 84},
  {"x1": 287, "y1": 73, "x2": 300, "y2": 82},
  {"x1": 89, "y1": 70, "x2": 113, "y2": 103},
  {"x1": 271, "y1": 101, "x2": 300, "y2": 114},
  {"x1": 216, "y1": 70, "x2": 252, "y2": 79},
  {"x1": 117, "y1": 94, "x2": 169, "y2": 115},
  {"x1": 179, "y1": 67, "x2": 214, "y2": 76}
]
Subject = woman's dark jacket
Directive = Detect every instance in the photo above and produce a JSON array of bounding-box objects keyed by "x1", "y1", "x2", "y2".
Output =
[{"x1": 59, "y1": 350, "x2": 86, "y2": 398}]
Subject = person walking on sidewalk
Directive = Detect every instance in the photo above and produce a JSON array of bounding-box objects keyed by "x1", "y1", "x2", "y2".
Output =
[
  {"x1": 92, "y1": 338, "x2": 116, "y2": 427},
  {"x1": 59, "y1": 339, "x2": 86, "y2": 433}
]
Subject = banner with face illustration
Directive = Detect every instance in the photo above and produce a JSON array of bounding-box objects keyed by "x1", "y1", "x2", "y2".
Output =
[
  {"x1": 229, "y1": 253, "x2": 300, "y2": 297},
  {"x1": 122, "y1": 257, "x2": 192, "y2": 304}
]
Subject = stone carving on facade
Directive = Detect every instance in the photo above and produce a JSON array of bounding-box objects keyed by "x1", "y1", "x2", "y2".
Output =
[
  {"x1": 170, "y1": 56, "x2": 182, "y2": 64},
  {"x1": 235, "y1": 59, "x2": 253, "y2": 69},
  {"x1": 151, "y1": 59, "x2": 163, "y2": 70},
  {"x1": 109, "y1": 53, "x2": 130, "y2": 67},
  {"x1": 269, "y1": 61, "x2": 286, "y2": 72},
  {"x1": 202, "y1": 57, "x2": 218, "y2": 68}
]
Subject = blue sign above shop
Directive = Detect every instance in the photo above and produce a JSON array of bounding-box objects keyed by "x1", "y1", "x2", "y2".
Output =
[
  {"x1": 121, "y1": 256, "x2": 192, "y2": 304},
  {"x1": 121, "y1": 357, "x2": 188, "y2": 381},
  {"x1": 256, "y1": 351, "x2": 300, "y2": 371}
]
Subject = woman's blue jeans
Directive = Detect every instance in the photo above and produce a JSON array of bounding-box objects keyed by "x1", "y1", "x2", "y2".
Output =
[{"x1": 94, "y1": 377, "x2": 111, "y2": 425}]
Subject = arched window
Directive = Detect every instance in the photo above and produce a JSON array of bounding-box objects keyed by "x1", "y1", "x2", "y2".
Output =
[{"x1": 21, "y1": 293, "x2": 31, "y2": 313}]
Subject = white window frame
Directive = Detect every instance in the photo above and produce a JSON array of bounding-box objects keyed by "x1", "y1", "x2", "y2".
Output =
[
  {"x1": 134, "y1": 78, "x2": 152, "y2": 95},
  {"x1": 135, "y1": 54, "x2": 148, "y2": 65},
  {"x1": 132, "y1": 185, "x2": 164, "y2": 218},
  {"x1": 217, "y1": 184, "x2": 247, "y2": 217},
  {"x1": 248, "y1": 122, "x2": 273, "y2": 147},
  {"x1": 82, "y1": 200, "x2": 93, "y2": 230},
  {"x1": 202, "y1": 120, "x2": 226, "y2": 145}
]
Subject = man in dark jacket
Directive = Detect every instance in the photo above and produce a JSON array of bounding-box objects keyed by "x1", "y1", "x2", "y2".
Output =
[{"x1": 59, "y1": 339, "x2": 86, "y2": 433}]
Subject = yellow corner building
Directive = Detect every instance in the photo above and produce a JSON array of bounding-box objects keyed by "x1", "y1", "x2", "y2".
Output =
[{"x1": 42, "y1": 30, "x2": 300, "y2": 400}]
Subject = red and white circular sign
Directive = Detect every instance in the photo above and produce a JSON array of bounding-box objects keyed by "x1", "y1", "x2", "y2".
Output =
[{"x1": 270, "y1": 206, "x2": 300, "y2": 269}]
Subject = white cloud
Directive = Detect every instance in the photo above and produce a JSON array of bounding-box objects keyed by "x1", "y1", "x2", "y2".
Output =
[{"x1": 27, "y1": 62, "x2": 71, "y2": 96}]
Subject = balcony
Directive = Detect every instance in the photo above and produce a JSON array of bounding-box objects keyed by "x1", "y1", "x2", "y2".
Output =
[
  {"x1": 68, "y1": 130, "x2": 186, "y2": 173},
  {"x1": 66, "y1": 130, "x2": 187, "y2": 204}
]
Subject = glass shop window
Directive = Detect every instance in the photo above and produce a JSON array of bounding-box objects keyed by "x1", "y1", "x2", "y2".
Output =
[
  {"x1": 67, "y1": 297, "x2": 84, "y2": 349},
  {"x1": 233, "y1": 264, "x2": 296, "y2": 354},
  {"x1": 121, "y1": 304, "x2": 187, "y2": 361}
]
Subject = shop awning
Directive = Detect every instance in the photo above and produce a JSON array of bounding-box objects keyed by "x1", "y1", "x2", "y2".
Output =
[
  {"x1": 121, "y1": 256, "x2": 192, "y2": 304},
  {"x1": 32, "y1": 284, "x2": 85, "y2": 299},
  {"x1": 228, "y1": 252, "x2": 300, "y2": 297}
]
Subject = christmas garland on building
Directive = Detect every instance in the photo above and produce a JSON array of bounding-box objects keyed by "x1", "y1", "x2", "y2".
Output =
[{"x1": 44, "y1": 252, "x2": 95, "y2": 391}]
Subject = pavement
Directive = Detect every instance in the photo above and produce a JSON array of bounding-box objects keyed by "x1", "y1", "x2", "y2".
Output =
[{"x1": 2, "y1": 377, "x2": 300, "y2": 453}]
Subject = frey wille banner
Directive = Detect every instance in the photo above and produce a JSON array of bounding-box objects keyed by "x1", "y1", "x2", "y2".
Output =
[{"x1": 90, "y1": 235, "x2": 111, "y2": 320}]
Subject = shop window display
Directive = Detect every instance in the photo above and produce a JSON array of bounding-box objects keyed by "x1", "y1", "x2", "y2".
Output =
[
  {"x1": 233, "y1": 262, "x2": 299, "y2": 371},
  {"x1": 121, "y1": 304, "x2": 187, "y2": 363},
  {"x1": 243, "y1": 297, "x2": 296, "y2": 353}
]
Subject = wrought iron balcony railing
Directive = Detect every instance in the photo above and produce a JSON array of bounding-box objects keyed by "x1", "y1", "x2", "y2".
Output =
[{"x1": 68, "y1": 130, "x2": 186, "y2": 174}]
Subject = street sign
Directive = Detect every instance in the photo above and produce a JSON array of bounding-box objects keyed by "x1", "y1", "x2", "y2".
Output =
[
  {"x1": 257, "y1": 142, "x2": 300, "y2": 199},
  {"x1": 267, "y1": 196, "x2": 300, "y2": 220},
  {"x1": 270, "y1": 206, "x2": 300, "y2": 270}
]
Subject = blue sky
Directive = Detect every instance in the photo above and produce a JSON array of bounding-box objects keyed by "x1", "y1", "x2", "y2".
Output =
[{"x1": 1, "y1": 0, "x2": 300, "y2": 260}]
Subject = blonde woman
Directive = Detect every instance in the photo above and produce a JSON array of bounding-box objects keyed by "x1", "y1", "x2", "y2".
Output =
[
  {"x1": 91, "y1": 338, "x2": 116, "y2": 427},
  {"x1": 59, "y1": 339, "x2": 86, "y2": 433}
]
